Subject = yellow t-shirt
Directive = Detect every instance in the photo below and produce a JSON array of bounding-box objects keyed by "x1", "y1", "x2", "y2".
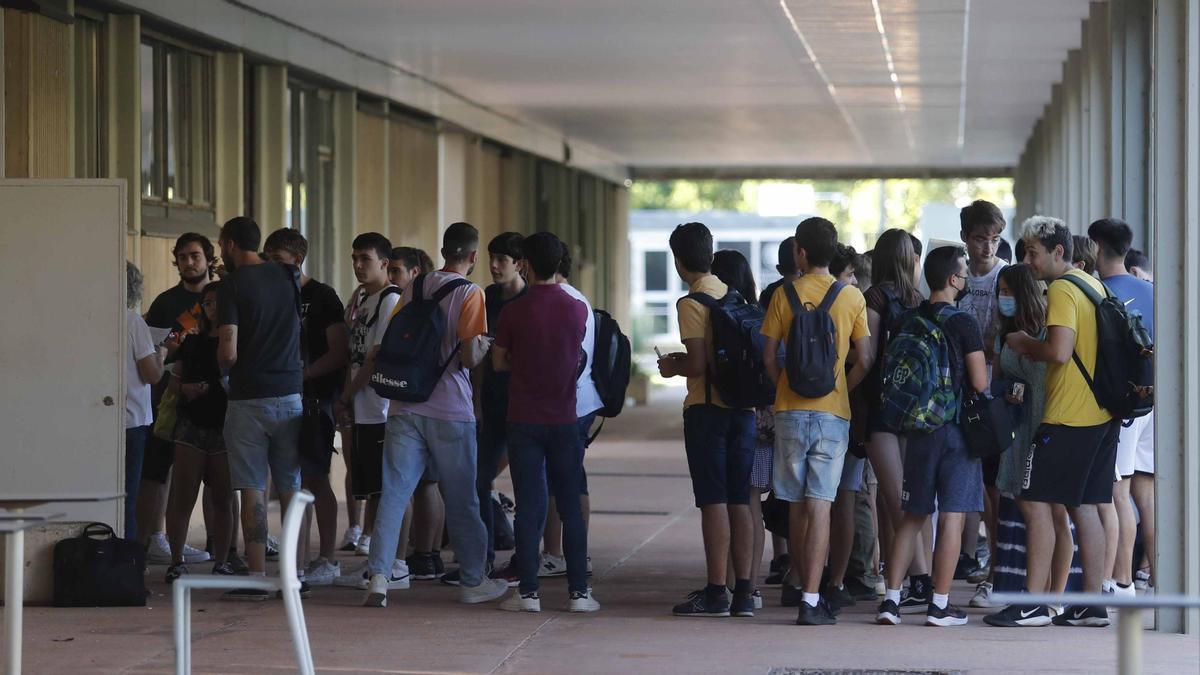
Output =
[
  {"x1": 1042, "y1": 269, "x2": 1112, "y2": 427},
  {"x1": 676, "y1": 275, "x2": 734, "y2": 410},
  {"x1": 761, "y1": 274, "x2": 869, "y2": 420}
]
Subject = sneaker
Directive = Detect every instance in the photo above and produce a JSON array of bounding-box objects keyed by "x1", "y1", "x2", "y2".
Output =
[
  {"x1": 222, "y1": 587, "x2": 271, "y2": 602},
  {"x1": 211, "y1": 562, "x2": 235, "y2": 576},
  {"x1": 441, "y1": 562, "x2": 493, "y2": 587},
  {"x1": 568, "y1": 588, "x2": 601, "y2": 613},
  {"x1": 1102, "y1": 578, "x2": 1117, "y2": 594},
  {"x1": 751, "y1": 589, "x2": 763, "y2": 610},
  {"x1": 500, "y1": 590, "x2": 541, "y2": 612},
  {"x1": 354, "y1": 534, "x2": 371, "y2": 556},
  {"x1": 967, "y1": 565, "x2": 990, "y2": 584},
  {"x1": 731, "y1": 591, "x2": 755, "y2": 617},
  {"x1": 407, "y1": 552, "x2": 441, "y2": 581},
  {"x1": 970, "y1": 581, "x2": 998, "y2": 608},
  {"x1": 492, "y1": 559, "x2": 520, "y2": 587},
  {"x1": 461, "y1": 577, "x2": 509, "y2": 604},
  {"x1": 780, "y1": 584, "x2": 803, "y2": 608},
  {"x1": 225, "y1": 552, "x2": 249, "y2": 575},
  {"x1": 983, "y1": 604, "x2": 1053, "y2": 627},
  {"x1": 432, "y1": 551, "x2": 446, "y2": 577},
  {"x1": 874, "y1": 577, "x2": 887, "y2": 597},
  {"x1": 305, "y1": 558, "x2": 341, "y2": 586},
  {"x1": 165, "y1": 563, "x2": 187, "y2": 584},
  {"x1": 146, "y1": 533, "x2": 211, "y2": 565},
  {"x1": 1052, "y1": 605, "x2": 1111, "y2": 627},
  {"x1": 1112, "y1": 582, "x2": 1137, "y2": 600},
  {"x1": 764, "y1": 555, "x2": 789, "y2": 586},
  {"x1": 334, "y1": 561, "x2": 369, "y2": 588},
  {"x1": 926, "y1": 601, "x2": 969, "y2": 626},
  {"x1": 266, "y1": 535, "x2": 279, "y2": 560},
  {"x1": 339, "y1": 525, "x2": 362, "y2": 552},
  {"x1": 843, "y1": 577, "x2": 879, "y2": 601},
  {"x1": 822, "y1": 583, "x2": 855, "y2": 610},
  {"x1": 876, "y1": 599, "x2": 901, "y2": 625},
  {"x1": 1048, "y1": 604, "x2": 1065, "y2": 618},
  {"x1": 539, "y1": 553, "x2": 567, "y2": 577},
  {"x1": 899, "y1": 582, "x2": 931, "y2": 615},
  {"x1": 337, "y1": 560, "x2": 409, "y2": 590},
  {"x1": 1134, "y1": 567, "x2": 1151, "y2": 590},
  {"x1": 586, "y1": 556, "x2": 593, "y2": 577},
  {"x1": 953, "y1": 554, "x2": 978, "y2": 581},
  {"x1": 795, "y1": 598, "x2": 837, "y2": 626},
  {"x1": 672, "y1": 589, "x2": 730, "y2": 617},
  {"x1": 364, "y1": 573, "x2": 389, "y2": 608}
]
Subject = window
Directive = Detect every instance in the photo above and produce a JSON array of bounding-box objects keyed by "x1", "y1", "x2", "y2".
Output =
[
  {"x1": 760, "y1": 241, "x2": 783, "y2": 286},
  {"x1": 644, "y1": 250, "x2": 669, "y2": 291},
  {"x1": 287, "y1": 81, "x2": 336, "y2": 281},
  {"x1": 141, "y1": 37, "x2": 215, "y2": 234},
  {"x1": 717, "y1": 240, "x2": 753, "y2": 262},
  {"x1": 74, "y1": 16, "x2": 105, "y2": 178},
  {"x1": 645, "y1": 301, "x2": 670, "y2": 335}
]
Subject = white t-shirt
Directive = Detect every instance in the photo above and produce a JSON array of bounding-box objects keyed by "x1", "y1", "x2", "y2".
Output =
[
  {"x1": 958, "y1": 259, "x2": 1006, "y2": 357},
  {"x1": 126, "y1": 309, "x2": 156, "y2": 428},
  {"x1": 348, "y1": 285, "x2": 400, "y2": 424},
  {"x1": 560, "y1": 283, "x2": 604, "y2": 417}
]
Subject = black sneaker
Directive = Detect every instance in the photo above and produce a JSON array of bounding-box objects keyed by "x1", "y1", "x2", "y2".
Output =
[
  {"x1": 953, "y1": 554, "x2": 976, "y2": 581},
  {"x1": 983, "y1": 604, "x2": 1052, "y2": 627},
  {"x1": 672, "y1": 589, "x2": 730, "y2": 617},
  {"x1": 764, "y1": 555, "x2": 790, "y2": 586},
  {"x1": 265, "y1": 538, "x2": 279, "y2": 560},
  {"x1": 165, "y1": 564, "x2": 187, "y2": 584},
  {"x1": 431, "y1": 550, "x2": 446, "y2": 576},
  {"x1": 222, "y1": 587, "x2": 272, "y2": 602},
  {"x1": 226, "y1": 551, "x2": 249, "y2": 575},
  {"x1": 822, "y1": 583, "x2": 856, "y2": 609},
  {"x1": 211, "y1": 562, "x2": 236, "y2": 576},
  {"x1": 407, "y1": 552, "x2": 440, "y2": 581},
  {"x1": 925, "y1": 602, "x2": 968, "y2": 626},
  {"x1": 876, "y1": 599, "x2": 901, "y2": 625},
  {"x1": 899, "y1": 582, "x2": 931, "y2": 615},
  {"x1": 1052, "y1": 605, "x2": 1110, "y2": 627},
  {"x1": 780, "y1": 584, "x2": 803, "y2": 607},
  {"x1": 795, "y1": 598, "x2": 837, "y2": 626},
  {"x1": 491, "y1": 559, "x2": 520, "y2": 587},
  {"x1": 730, "y1": 591, "x2": 755, "y2": 617},
  {"x1": 441, "y1": 561, "x2": 492, "y2": 587},
  {"x1": 843, "y1": 576, "x2": 879, "y2": 601}
]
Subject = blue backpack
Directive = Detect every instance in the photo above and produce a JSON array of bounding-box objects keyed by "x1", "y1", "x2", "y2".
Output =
[
  {"x1": 782, "y1": 281, "x2": 845, "y2": 398},
  {"x1": 685, "y1": 290, "x2": 777, "y2": 409},
  {"x1": 370, "y1": 275, "x2": 471, "y2": 403},
  {"x1": 877, "y1": 304, "x2": 963, "y2": 433}
]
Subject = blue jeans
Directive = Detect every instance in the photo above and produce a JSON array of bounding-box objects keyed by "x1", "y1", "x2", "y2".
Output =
[
  {"x1": 370, "y1": 414, "x2": 488, "y2": 586},
  {"x1": 546, "y1": 413, "x2": 598, "y2": 496},
  {"x1": 773, "y1": 410, "x2": 850, "y2": 502},
  {"x1": 224, "y1": 395, "x2": 303, "y2": 492},
  {"x1": 124, "y1": 426, "x2": 149, "y2": 539},
  {"x1": 508, "y1": 421, "x2": 588, "y2": 594},
  {"x1": 476, "y1": 410, "x2": 509, "y2": 563}
]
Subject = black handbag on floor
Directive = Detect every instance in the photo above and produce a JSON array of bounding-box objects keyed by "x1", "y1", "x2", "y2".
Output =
[
  {"x1": 960, "y1": 394, "x2": 1015, "y2": 459},
  {"x1": 53, "y1": 523, "x2": 146, "y2": 607}
]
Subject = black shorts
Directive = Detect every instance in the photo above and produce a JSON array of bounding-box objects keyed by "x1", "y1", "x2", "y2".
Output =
[
  {"x1": 982, "y1": 453, "x2": 1001, "y2": 489},
  {"x1": 141, "y1": 433, "x2": 175, "y2": 483},
  {"x1": 682, "y1": 405, "x2": 755, "y2": 507},
  {"x1": 300, "y1": 407, "x2": 337, "y2": 479},
  {"x1": 1021, "y1": 421, "x2": 1120, "y2": 508},
  {"x1": 350, "y1": 423, "x2": 386, "y2": 498}
]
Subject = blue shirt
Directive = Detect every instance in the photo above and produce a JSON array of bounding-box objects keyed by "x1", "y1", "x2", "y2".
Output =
[{"x1": 1102, "y1": 273, "x2": 1155, "y2": 341}]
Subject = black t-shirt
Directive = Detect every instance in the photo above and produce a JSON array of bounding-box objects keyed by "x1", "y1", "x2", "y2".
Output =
[
  {"x1": 301, "y1": 279, "x2": 346, "y2": 399},
  {"x1": 481, "y1": 282, "x2": 528, "y2": 422},
  {"x1": 175, "y1": 333, "x2": 227, "y2": 428},
  {"x1": 759, "y1": 278, "x2": 786, "y2": 312},
  {"x1": 146, "y1": 283, "x2": 206, "y2": 367},
  {"x1": 924, "y1": 301, "x2": 984, "y2": 396},
  {"x1": 217, "y1": 261, "x2": 303, "y2": 400}
]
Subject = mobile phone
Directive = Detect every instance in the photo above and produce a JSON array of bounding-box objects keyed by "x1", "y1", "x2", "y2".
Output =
[
  {"x1": 654, "y1": 346, "x2": 663, "y2": 358},
  {"x1": 1009, "y1": 381, "x2": 1026, "y2": 403}
]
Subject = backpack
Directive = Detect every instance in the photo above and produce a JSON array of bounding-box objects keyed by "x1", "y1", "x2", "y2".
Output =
[
  {"x1": 370, "y1": 275, "x2": 471, "y2": 403},
  {"x1": 877, "y1": 304, "x2": 963, "y2": 433},
  {"x1": 590, "y1": 308, "x2": 632, "y2": 418},
  {"x1": 782, "y1": 281, "x2": 845, "y2": 399},
  {"x1": 684, "y1": 290, "x2": 776, "y2": 409},
  {"x1": 1059, "y1": 274, "x2": 1155, "y2": 419}
]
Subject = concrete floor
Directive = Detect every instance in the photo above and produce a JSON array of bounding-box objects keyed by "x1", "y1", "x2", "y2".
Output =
[{"x1": 18, "y1": 386, "x2": 1200, "y2": 674}]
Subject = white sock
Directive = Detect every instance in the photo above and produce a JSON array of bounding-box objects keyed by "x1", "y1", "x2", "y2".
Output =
[
  {"x1": 885, "y1": 588, "x2": 901, "y2": 604},
  {"x1": 932, "y1": 592, "x2": 949, "y2": 609},
  {"x1": 802, "y1": 592, "x2": 820, "y2": 607}
]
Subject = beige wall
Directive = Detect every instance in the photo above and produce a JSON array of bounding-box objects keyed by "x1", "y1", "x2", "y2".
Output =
[
  {"x1": 4, "y1": 10, "x2": 70, "y2": 178},
  {"x1": 388, "y1": 116, "x2": 439, "y2": 256}
]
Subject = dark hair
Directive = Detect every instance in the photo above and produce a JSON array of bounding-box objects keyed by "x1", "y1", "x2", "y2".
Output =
[
  {"x1": 1015, "y1": 237, "x2": 1026, "y2": 263},
  {"x1": 1125, "y1": 248, "x2": 1150, "y2": 273},
  {"x1": 668, "y1": 222, "x2": 714, "y2": 274},
  {"x1": 522, "y1": 232, "x2": 563, "y2": 280},
  {"x1": 830, "y1": 244, "x2": 860, "y2": 278},
  {"x1": 997, "y1": 239, "x2": 1013, "y2": 263},
  {"x1": 1021, "y1": 216, "x2": 1073, "y2": 261},
  {"x1": 855, "y1": 250, "x2": 873, "y2": 290},
  {"x1": 557, "y1": 242, "x2": 573, "y2": 279},
  {"x1": 442, "y1": 222, "x2": 479, "y2": 263},
  {"x1": 909, "y1": 233, "x2": 923, "y2": 257},
  {"x1": 263, "y1": 228, "x2": 308, "y2": 261},
  {"x1": 960, "y1": 199, "x2": 1006, "y2": 236},
  {"x1": 997, "y1": 264, "x2": 1046, "y2": 338},
  {"x1": 390, "y1": 246, "x2": 434, "y2": 274},
  {"x1": 1088, "y1": 218, "x2": 1134, "y2": 259},
  {"x1": 487, "y1": 232, "x2": 525, "y2": 261},
  {"x1": 871, "y1": 228, "x2": 921, "y2": 306},
  {"x1": 924, "y1": 245, "x2": 967, "y2": 292},
  {"x1": 173, "y1": 232, "x2": 216, "y2": 265},
  {"x1": 776, "y1": 237, "x2": 797, "y2": 276},
  {"x1": 352, "y1": 232, "x2": 393, "y2": 262},
  {"x1": 220, "y1": 216, "x2": 261, "y2": 252},
  {"x1": 795, "y1": 216, "x2": 838, "y2": 268},
  {"x1": 1072, "y1": 235, "x2": 1098, "y2": 275},
  {"x1": 198, "y1": 281, "x2": 222, "y2": 334},
  {"x1": 712, "y1": 249, "x2": 758, "y2": 307}
]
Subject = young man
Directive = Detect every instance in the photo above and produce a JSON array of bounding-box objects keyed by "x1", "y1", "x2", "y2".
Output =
[
  {"x1": 761, "y1": 217, "x2": 872, "y2": 625},
  {"x1": 493, "y1": 232, "x2": 598, "y2": 613},
  {"x1": 263, "y1": 229, "x2": 348, "y2": 585},
  {"x1": 1125, "y1": 249, "x2": 1153, "y2": 282},
  {"x1": 363, "y1": 222, "x2": 508, "y2": 608},
  {"x1": 658, "y1": 222, "x2": 756, "y2": 618},
  {"x1": 216, "y1": 217, "x2": 305, "y2": 601},
  {"x1": 1088, "y1": 218, "x2": 1156, "y2": 595},
  {"x1": 876, "y1": 246, "x2": 988, "y2": 627},
  {"x1": 985, "y1": 216, "x2": 1119, "y2": 628},
  {"x1": 759, "y1": 236, "x2": 798, "y2": 309}
]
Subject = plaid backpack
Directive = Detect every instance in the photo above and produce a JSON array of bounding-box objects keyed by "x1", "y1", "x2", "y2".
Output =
[{"x1": 877, "y1": 304, "x2": 963, "y2": 433}]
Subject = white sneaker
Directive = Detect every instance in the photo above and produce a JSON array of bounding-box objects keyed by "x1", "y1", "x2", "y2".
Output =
[
  {"x1": 342, "y1": 560, "x2": 410, "y2": 591},
  {"x1": 364, "y1": 573, "x2": 389, "y2": 607},
  {"x1": 389, "y1": 559, "x2": 411, "y2": 590},
  {"x1": 1113, "y1": 582, "x2": 1137, "y2": 600},
  {"x1": 1134, "y1": 568, "x2": 1151, "y2": 590},
  {"x1": 500, "y1": 591, "x2": 541, "y2": 612},
  {"x1": 969, "y1": 581, "x2": 998, "y2": 608},
  {"x1": 333, "y1": 560, "x2": 369, "y2": 588},
  {"x1": 539, "y1": 553, "x2": 567, "y2": 577},
  {"x1": 1102, "y1": 578, "x2": 1117, "y2": 594},
  {"x1": 305, "y1": 558, "x2": 341, "y2": 586},
  {"x1": 568, "y1": 588, "x2": 600, "y2": 613},
  {"x1": 146, "y1": 532, "x2": 211, "y2": 565},
  {"x1": 461, "y1": 577, "x2": 509, "y2": 604},
  {"x1": 339, "y1": 525, "x2": 362, "y2": 552},
  {"x1": 355, "y1": 534, "x2": 371, "y2": 556}
]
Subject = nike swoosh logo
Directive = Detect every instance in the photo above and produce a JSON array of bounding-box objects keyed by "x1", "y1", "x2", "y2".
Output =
[
  {"x1": 1020, "y1": 608, "x2": 1039, "y2": 618},
  {"x1": 1124, "y1": 298, "x2": 1135, "y2": 306}
]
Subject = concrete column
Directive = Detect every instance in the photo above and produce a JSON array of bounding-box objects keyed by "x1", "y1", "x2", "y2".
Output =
[
  {"x1": 1064, "y1": 50, "x2": 1084, "y2": 231},
  {"x1": 213, "y1": 51, "x2": 243, "y2": 225},
  {"x1": 332, "y1": 89, "x2": 356, "y2": 295},
  {"x1": 1109, "y1": 0, "x2": 1128, "y2": 217},
  {"x1": 1123, "y1": 0, "x2": 1153, "y2": 247},
  {"x1": 1086, "y1": 3, "x2": 1110, "y2": 220},
  {"x1": 437, "y1": 128, "x2": 469, "y2": 236},
  {"x1": 251, "y1": 64, "x2": 287, "y2": 234},
  {"x1": 610, "y1": 185, "x2": 631, "y2": 329},
  {"x1": 1079, "y1": 19, "x2": 1093, "y2": 220},
  {"x1": 1051, "y1": 84, "x2": 1066, "y2": 217},
  {"x1": 102, "y1": 14, "x2": 140, "y2": 254}
]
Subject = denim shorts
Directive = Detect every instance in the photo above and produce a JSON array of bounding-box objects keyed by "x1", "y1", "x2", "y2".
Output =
[
  {"x1": 773, "y1": 410, "x2": 850, "y2": 502},
  {"x1": 682, "y1": 405, "x2": 755, "y2": 507},
  {"x1": 175, "y1": 415, "x2": 227, "y2": 455},
  {"x1": 901, "y1": 423, "x2": 983, "y2": 515},
  {"x1": 224, "y1": 395, "x2": 303, "y2": 492}
]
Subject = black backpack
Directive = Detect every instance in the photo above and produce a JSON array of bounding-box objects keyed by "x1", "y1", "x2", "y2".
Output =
[
  {"x1": 591, "y1": 308, "x2": 631, "y2": 418},
  {"x1": 783, "y1": 281, "x2": 846, "y2": 398},
  {"x1": 1060, "y1": 274, "x2": 1154, "y2": 419},
  {"x1": 370, "y1": 275, "x2": 471, "y2": 403},
  {"x1": 685, "y1": 290, "x2": 776, "y2": 409}
]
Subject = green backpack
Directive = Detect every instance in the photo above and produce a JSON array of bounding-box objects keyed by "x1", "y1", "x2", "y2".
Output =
[{"x1": 878, "y1": 304, "x2": 962, "y2": 433}]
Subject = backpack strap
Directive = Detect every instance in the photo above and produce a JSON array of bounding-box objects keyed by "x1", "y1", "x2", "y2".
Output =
[
  {"x1": 1056, "y1": 274, "x2": 1105, "y2": 401},
  {"x1": 782, "y1": 281, "x2": 803, "y2": 315},
  {"x1": 430, "y1": 277, "x2": 472, "y2": 304},
  {"x1": 816, "y1": 281, "x2": 846, "y2": 313},
  {"x1": 366, "y1": 286, "x2": 401, "y2": 328},
  {"x1": 681, "y1": 291, "x2": 725, "y2": 405}
]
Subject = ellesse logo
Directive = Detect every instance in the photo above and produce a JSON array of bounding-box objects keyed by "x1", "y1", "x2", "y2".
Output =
[{"x1": 372, "y1": 373, "x2": 409, "y2": 389}]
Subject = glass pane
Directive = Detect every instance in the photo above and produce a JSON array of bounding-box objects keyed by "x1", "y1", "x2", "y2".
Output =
[
  {"x1": 716, "y1": 240, "x2": 753, "y2": 262},
  {"x1": 643, "y1": 250, "x2": 668, "y2": 291},
  {"x1": 139, "y1": 43, "x2": 157, "y2": 197},
  {"x1": 165, "y1": 49, "x2": 178, "y2": 201},
  {"x1": 191, "y1": 53, "x2": 212, "y2": 205},
  {"x1": 760, "y1": 241, "x2": 782, "y2": 286},
  {"x1": 646, "y1": 301, "x2": 669, "y2": 335}
]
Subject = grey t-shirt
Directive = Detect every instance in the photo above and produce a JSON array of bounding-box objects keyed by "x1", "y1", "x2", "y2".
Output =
[
  {"x1": 217, "y1": 261, "x2": 303, "y2": 400},
  {"x1": 958, "y1": 260, "x2": 1006, "y2": 360}
]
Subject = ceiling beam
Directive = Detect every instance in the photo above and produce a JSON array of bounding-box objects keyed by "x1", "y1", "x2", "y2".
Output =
[{"x1": 630, "y1": 165, "x2": 1015, "y2": 181}]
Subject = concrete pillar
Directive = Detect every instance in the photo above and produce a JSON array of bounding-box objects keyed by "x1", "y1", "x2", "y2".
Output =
[
  {"x1": 610, "y1": 185, "x2": 631, "y2": 330},
  {"x1": 1122, "y1": 0, "x2": 1153, "y2": 247},
  {"x1": 332, "y1": 89, "x2": 356, "y2": 295},
  {"x1": 1064, "y1": 50, "x2": 1084, "y2": 231},
  {"x1": 1109, "y1": 0, "x2": 1128, "y2": 217},
  {"x1": 1086, "y1": 3, "x2": 1110, "y2": 220},
  {"x1": 1051, "y1": 84, "x2": 1067, "y2": 217},
  {"x1": 213, "y1": 51, "x2": 243, "y2": 225},
  {"x1": 102, "y1": 14, "x2": 140, "y2": 256},
  {"x1": 438, "y1": 128, "x2": 469, "y2": 238},
  {"x1": 251, "y1": 64, "x2": 287, "y2": 234}
]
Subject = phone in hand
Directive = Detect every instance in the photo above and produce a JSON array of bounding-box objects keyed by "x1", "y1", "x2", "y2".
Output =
[
  {"x1": 654, "y1": 346, "x2": 663, "y2": 359},
  {"x1": 1009, "y1": 381, "x2": 1026, "y2": 404}
]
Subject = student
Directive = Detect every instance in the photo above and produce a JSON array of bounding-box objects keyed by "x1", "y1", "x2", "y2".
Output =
[
  {"x1": 494, "y1": 232, "x2": 597, "y2": 613},
  {"x1": 761, "y1": 217, "x2": 872, "y2": 625},
  {"x1": 658, "y1": 222, "x2": 756, "y2": 618},
  {"x1": 216, "y1": 216, "x2": 306, "y2": 601},
  {"x1": 363, "y1": 222, "x2": 508, "y2": 608},
  {"x1": 1089, "y1": 218, "x2": 1156, "y2": 595},
  {"x1": 986, "y1": 216, "x2": 1119, "y2": 628},
  {"x1": 1124, "y1": 249, "x2": 1153, "y2": 282},
  {"x1": 164, "y1": 282, "x2": 236, "y2": 582},
  {"x1": 759, "y1": 237, "x2": 797, "y2": 309},
  {"x1": 875, "y1": 246, "x2": 988, "y2": 627},
  {"x1": 125, "y1": 262, "x2": 166, "y2": 540},
  {"x1": 263, "y1": 229, "x2": 348, "y2": 585},
  {"x1": 1072, "y1": 235, "x2": 1098, "y2": 276}
]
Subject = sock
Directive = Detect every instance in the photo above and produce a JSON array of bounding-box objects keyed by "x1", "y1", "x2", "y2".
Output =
[
  {"x1": 802, "y1": 592, "x2": 820, "y2": 608},
  {"x1": 885, "y1": 588, "x2": 901, "y2": 604},
  {"x1": 705, "y1": 583, "x2": 727, "y2": 600},
  {"x1": 733, "y1": 579, "x2": 752, "y2": 595},
  {"x1": 932, "y1": 592, "x2": 949, "y2": 609}
]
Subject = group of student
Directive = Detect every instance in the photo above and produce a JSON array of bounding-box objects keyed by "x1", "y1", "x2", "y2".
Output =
[
  {"x1": 657, "y1": 201, "x2": 1156, "y2": 627},
  {"x1": 124, "y1": 217, "x2": 603, "y2": 611}
]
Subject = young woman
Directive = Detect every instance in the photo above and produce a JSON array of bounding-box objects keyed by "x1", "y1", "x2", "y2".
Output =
[{"x1": 164, "y1": 283, "x2": 236, "y2": 581}]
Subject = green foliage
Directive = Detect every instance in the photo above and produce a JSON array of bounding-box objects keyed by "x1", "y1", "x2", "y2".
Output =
[{"x1": 630, "y1": 180, "x2": 750, "y2": 211}]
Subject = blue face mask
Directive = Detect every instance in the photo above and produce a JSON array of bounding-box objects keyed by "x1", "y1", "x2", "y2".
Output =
[{"x1": 998, "y1": 296, "x2": 1018, "y2": 317}]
